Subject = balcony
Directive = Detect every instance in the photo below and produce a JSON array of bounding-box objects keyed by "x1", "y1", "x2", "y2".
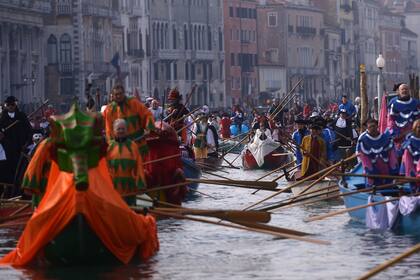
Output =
[
  {"x1": 127, "y1": 49, "x2": 145, "y2": 59},
  {"x1": 193, "y1": 50, "x2": 215, "y2": 61},
  {"x1": 296, "y1": 26, "x2": 316, "y2": 36},
  {"x1": 57, "y1": 3, "x2": 71, "y2": 15},
  {"x1": 152, "y1": 49, "x2": 183, "y2": 61},
  {"x1": 82, "y1": 3, "x2": 112, "y2": 17}
]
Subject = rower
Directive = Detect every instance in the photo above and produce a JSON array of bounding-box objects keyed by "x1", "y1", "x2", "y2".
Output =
[
  {"x1": 247, "y1": 117, "x2": 280, "y2": 167},
  {"x1": 103, "y1": 84, "x2": 155, "y2": 158},
  {"x1": 291, "y1": 118, "x2": 309, "y2": 169},
  {"x1": 338, "y1": 95, "x2": 356, "y2": 120},
  {"x1": 356, "y1": 119, "x2": 399, "y2": 188},
  {"x1": 207, "y1": 115, "x2": 219, "y2": 158},
  {"x1": 166, "y1": 88, "x2": 190, "y2": 144},
  {"x1": 387, "y1": 83, "x2": 420, "y2": 148},
  {"x1": 400, "y1": 119, "x2": 420, "y2": 192},
  {"x1": 106, "y1": 119, "x2": 146, "y2": 205},
  {"x1": 300, "y1": 123, "x2": 328, "y2": 178},
  {"x1": 192, "y1": 114, "x2": 216, "y2": 159}
]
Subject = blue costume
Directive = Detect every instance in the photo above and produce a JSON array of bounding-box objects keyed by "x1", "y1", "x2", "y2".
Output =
[
  {"x1": 387, "y1": 97, "x2": 420, "y2": 140},
  {"x1": 356, "y1": 131, "x2": 399, "y2": 187},
  {"x1": 400, "y1": 133, "x2": 420, "y2": 191},
  {"x1": 322, "y1": 128, "x2": 335, "y2": 162},
  {"x1": 338, "y1": 102, "x2": 356, "y2": 118},
  {"x1": 292, "y1": 128, "x2": 309, "y2": 166}
]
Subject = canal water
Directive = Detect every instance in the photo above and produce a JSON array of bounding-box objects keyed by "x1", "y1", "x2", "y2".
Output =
[{"x1": 0, "y1": 154, "x2": 419, "y2": 279}]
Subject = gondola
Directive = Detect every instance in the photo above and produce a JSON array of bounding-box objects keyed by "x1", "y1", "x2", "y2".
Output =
[
  {"x1": 242, "y1": 146, "x2": 288, "y2": 170},
  {"x1": 339, "y1": 163, "x2": 420, "y2": 234}
]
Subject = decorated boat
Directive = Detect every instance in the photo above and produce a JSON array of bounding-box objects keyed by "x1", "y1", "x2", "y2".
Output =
[
  {"x1": 144, "y1": 121, "x2": 188, "y2": 205},
  {"x1": 242, "y1": 147, "x2": 287, "y2": 170},
  {"x1": 0, "y1": 105, "x2": 159, "y2": 267},
  {"x1": 339, "y1": 163, "x2": 420, "y2": 234}
]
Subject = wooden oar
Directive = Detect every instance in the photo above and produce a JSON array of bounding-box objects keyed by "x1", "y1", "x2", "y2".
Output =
[
  {"x1": 143, "y1": 154, "x2": 181, "y2": 165},
  {"x1": 220, "y1": 133, "x2": 250, "y2": 158},
  {"x1": 252, "y1": 164, "x2": 300, "y2": 195},
  {"x1": 269, "y1": 79, "x2": 303, "y2": 120},
  {"x1": 176, "y1": 106, "x2": 201, "y2": 123},
  {"x1": 242, "y1": 155, "x2": 356, "y2": 211},
  {"x1": 259, "y1": 187, "x2": 340, "y2": 212},
  {"x1": 149, "y1": 209, "x2": 330, "y2": 245},
  {"x1": 256, "y1": 160, "x2": 296, "y2": 182},
  {"x1": 187, "y1": 178, "x2": 277, "y2": 189},
  {"x1": 187, "y1": 179, "x2": 279, "y2": 192},
  {"x1": 357, "y1": 243, "x2": 420, "y2": 280},
  {"x1": 233, "y1": 221, "x2": 311, "y2": 237},
  {"x1": 148, "y1": 207, "x2": 271, "y2": 223},
  {"x1": 260, "y1": 184, "x2": 340, "y2": 211},
  {"x1": 271, "y1": 164, "x2": 301, "y2": 182},
  {"x1": 182, "y1": 84, "x2": 197, "y2": 109},
  {"x1": 0, "y1": 212, "x2": 33, "y2": 224},
  {"x1": 272, "y1": 153, "x2": 293, "y2": 157},
  {"x1": 122, "y1": 181, "x2": 191, "y2": 198},
  {"x1": 334, "y1": 172, "x2": 420, "y2": 183},
  {"x1": 271, "y1": 181, "x2": 409, "y2": 212},
  {"x1": 9, "y1": 204, "x2": 31, "y2": 217},
  {"x1": 305, "y1": 193, "x2": 420, "y2": 222},
  {"x1": 188, "y1": 188, "x2": 218, "y2": 199},
  {"x1": 288, "y1": 168, "x2": 337, "y2": 202},
  {"x1": 199, "y1": 170, "x2": 233, "y2": 181}
]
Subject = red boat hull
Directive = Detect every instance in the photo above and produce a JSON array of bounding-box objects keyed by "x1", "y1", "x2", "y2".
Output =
[{"x1": 242, "y1": 148, "x2": 287, "y2": 170}]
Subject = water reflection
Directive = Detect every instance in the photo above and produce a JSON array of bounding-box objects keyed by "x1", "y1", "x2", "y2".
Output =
[{"x1": 0, "y1": 154, "x2": 419, "y2": 279}]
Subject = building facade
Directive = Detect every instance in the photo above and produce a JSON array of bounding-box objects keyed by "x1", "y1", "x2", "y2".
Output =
[
  {"x1": 0, "y1": 0, "x2": 51, "y2": 110},
  {"x1": 224, "y1": 0, "x2": 258, "y2": 107},
  {"x1": 149, "y1": 0, "x2": 225, "y2": 108},
  {"x1": 285, "y1": 1, "x2": 326, "y2": 105},
  {"x1": 378, "y1": 8, "x2": 404, "y2": 91},
  {"x1": 256, "y1": 0, "x2": 287, "y2": 105},
  {"x1": 353, "y1": 0, "x2": 381, "y2": 101},
  {"x1": 43, "y1": 0, "x2": 126, "y2": 111}
]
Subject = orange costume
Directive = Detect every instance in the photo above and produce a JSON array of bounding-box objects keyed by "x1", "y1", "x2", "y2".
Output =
[
  {"x1": 103, "y1": 96, "x2": 155, "y2": 157},
  {"x1": 107, "y1": 139, "x2": 146, "y2": 202},
  {"x1": 21, "y1": 138, "x2": 53, "y2": 206},
  {"x1": 0, "y1": 105, "x2": 159, "y2": 266}
]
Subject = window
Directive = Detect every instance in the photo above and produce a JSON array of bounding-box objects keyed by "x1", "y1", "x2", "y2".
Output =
[
  {"x1": 219, "y1": 60, "x2": 224, "y2": 80},
  {"x1": 184, "y1": 25, "x2": 188, "y2": 50},
  {"x1": 59, "y1": 34, "x2": 72, "y2": 63},
  {"x1": 173, "y1": 25, "x2": 177, "y2": 49},
  {"x1": 191, "y1": 63, "x2": 196, "y2": 80},
  {"x1": 229, "y1": 6, "x2": 234, "y2": 17},
  {"x1": 231, "y1": 53, "x2": 235, "y2": 66},
  {"x1": 173, "y1": 62, "x2": 178, "y2": 80},
  {"x1": 47, "y1": 35, "x2": 58, "y2": 64},
  {"x1": 185, "y1": 62, "x2": 190, "y2": 80},
  {"x1": 218, "y1": 28, "x2": 223, "y2": 51},
  {"x1": 268, "y1": 12, "x2": 278, "y2": 27},
  {"x1": 154, "y1": 62, "x2": 159, "y2": 80}
]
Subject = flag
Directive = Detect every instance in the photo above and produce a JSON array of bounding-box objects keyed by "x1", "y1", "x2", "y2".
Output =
[
  {"x1": 378, "y1": 94, "x2": 388, "y2": 133},
  {"x1": 110, "y1": 52, "x2": 121, "y2": 79}
]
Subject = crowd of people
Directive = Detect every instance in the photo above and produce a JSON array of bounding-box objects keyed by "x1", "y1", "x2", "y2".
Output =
[{"x1": 0, "y1": 82, "x2": 419, "y2": 202}]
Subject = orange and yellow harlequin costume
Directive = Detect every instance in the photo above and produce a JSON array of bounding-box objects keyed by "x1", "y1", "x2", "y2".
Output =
[
  {"x1": 107, "y1": 139, "x2": 146, "y2": 203},
  {"x1": 103, "y1": 97, "x2": 155, "y2": 157}
]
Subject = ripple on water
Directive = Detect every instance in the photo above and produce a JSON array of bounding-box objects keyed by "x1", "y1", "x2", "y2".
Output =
[{"x1": 0, "y1": 154, "x2": 419, "y2": 279}]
